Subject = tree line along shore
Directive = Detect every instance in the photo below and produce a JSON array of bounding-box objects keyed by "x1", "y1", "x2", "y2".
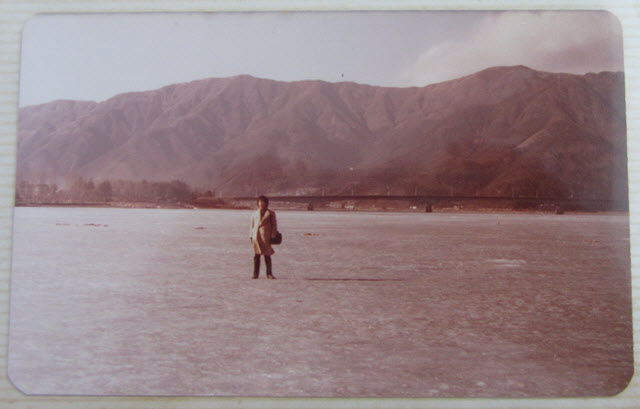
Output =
[
  {"x1": 16, "y1": 178, "x2": 230, "y2": 209},
  {"x1": 14, "y1": 178, "x2": 627, "y2": 213}
]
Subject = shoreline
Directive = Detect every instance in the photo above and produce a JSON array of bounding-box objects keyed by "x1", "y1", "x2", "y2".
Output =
[{"x1": 13, "y1": 202, "x2": 629, "y2": 216}]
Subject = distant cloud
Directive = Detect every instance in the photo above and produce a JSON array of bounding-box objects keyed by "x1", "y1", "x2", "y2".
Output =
[{"x1": 403, "y1": 11, "x2": 623, "y2": 86}]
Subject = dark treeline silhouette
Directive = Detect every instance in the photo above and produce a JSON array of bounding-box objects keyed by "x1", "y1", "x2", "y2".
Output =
[
  {"x1": 15, "y1": 178, "x2": 228, "y2": 208},
  {"x1": 14, "y1": 178, "x2": 627, "y2": 212}
]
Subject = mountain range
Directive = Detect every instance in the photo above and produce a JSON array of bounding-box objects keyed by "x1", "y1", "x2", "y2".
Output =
[{"x1": 17, "y1": 65, "x2": 628, "y2": 201}]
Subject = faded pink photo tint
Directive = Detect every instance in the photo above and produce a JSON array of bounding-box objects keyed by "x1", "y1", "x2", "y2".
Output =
[{"x1": 9, "y1": 11, "x2": 632, "y2": 397}]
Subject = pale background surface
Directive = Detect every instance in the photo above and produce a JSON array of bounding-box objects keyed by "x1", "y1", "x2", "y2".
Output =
[{"x1": 0, "y1": 0, "x2": 638, "y2": 408}]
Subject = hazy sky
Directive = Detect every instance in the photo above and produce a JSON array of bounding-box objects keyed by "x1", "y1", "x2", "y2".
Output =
[{"x1": 19, "y1": 10, "x2": 623, "y2": 107}]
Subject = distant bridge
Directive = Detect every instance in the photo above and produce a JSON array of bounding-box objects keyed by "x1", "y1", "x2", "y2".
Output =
[{"x1": 230, "y1": 194, "x2": 627, "y2": 212}]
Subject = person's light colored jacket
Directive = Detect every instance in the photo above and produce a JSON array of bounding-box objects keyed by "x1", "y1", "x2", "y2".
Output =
[{"x1": 250, "y1": 209, "x2": 277, "y2": 256}]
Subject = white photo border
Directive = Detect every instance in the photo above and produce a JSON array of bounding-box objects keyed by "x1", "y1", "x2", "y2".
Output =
[{"x1": 0, "y1": 1, "x2": 638, "y2": 408}]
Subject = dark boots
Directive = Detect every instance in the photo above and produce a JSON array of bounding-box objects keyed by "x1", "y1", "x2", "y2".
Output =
[
  {"x1": 252, "y1": 255, "x2": 275, "y2": 279},
  {"x1": 265, "y1": 256, "x2": 274, "y2": 279},
  {"x1": 252, "y1": 255, "x2": 260, "y2": 278}
]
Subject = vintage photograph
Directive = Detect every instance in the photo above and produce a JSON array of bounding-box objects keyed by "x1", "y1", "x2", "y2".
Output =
[{"x1": 8, "y1": 11, "x2": 633, "y2": 397}]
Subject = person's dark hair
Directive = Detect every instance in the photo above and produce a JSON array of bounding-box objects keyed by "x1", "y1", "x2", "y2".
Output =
[{"x1": 257, "y1": 195, "x2": 269, "y2": 206}]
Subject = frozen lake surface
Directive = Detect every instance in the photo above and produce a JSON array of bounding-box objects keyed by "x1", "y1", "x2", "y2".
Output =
[{"x1": 8, "y1": 207, "x2": 634, "y2": 397}]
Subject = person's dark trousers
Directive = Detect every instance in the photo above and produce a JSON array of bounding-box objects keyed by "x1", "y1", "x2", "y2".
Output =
[{"x1": 253, "y1": 255, "x2": 273, "y2": 278}]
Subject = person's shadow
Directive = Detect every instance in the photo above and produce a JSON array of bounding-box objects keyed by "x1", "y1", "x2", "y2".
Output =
[{"x1": 304, "y1": 278, "x2": 404, "y2": 282}]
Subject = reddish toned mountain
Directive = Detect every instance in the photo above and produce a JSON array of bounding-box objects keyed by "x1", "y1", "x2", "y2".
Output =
[{"x1": 17, "y1": 66, "x2": 627, "y2": 201}]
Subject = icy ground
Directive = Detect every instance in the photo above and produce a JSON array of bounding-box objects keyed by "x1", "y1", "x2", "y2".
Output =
[{"x1": 7, "y1": 208, "x2": 634, "y2": 397}]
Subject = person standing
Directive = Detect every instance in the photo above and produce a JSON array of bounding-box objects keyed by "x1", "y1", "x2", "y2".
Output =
[{"x1": 250, "y1": 195, "x2": 277, "y2": 279}]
